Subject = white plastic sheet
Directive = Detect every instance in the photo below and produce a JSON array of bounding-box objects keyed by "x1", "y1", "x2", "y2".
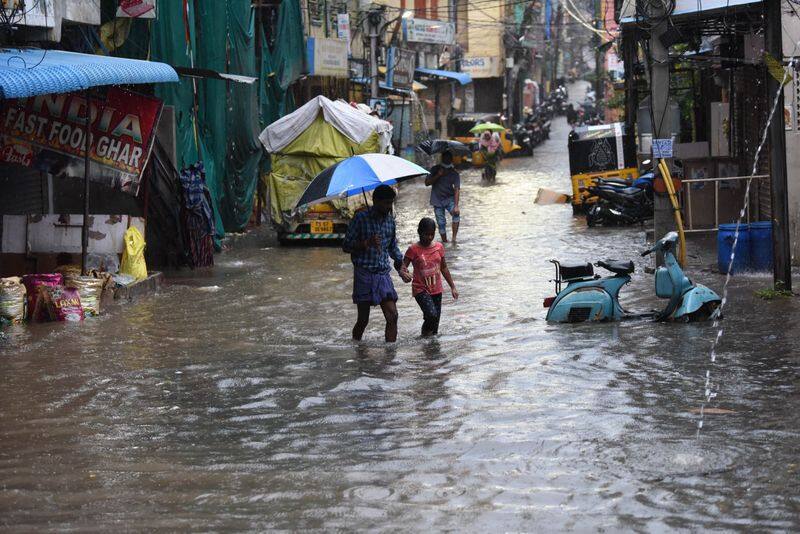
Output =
[{"x1": 259, "y1": 96, "x2": 393, "y2": 154}]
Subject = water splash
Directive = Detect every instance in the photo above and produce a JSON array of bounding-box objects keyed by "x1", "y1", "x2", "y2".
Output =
[
  {"x1": 696, "y1": 56, "x2": 796, "y2": 435},
  {"x1": 408, "y1": 91, "x2": 435, "y2": 167}
]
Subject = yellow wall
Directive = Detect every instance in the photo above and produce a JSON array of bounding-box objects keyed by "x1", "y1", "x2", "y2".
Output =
[{"x1": 464, "y1": 0, "x2": 504, "y2": 59}]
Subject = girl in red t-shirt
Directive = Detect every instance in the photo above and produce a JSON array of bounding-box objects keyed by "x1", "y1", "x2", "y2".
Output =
[{"x1": 401, "y1": 218, "x2": 458, "y2": 336}]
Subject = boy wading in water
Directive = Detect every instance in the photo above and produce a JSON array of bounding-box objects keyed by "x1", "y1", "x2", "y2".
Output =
[
  {"x1": 343, "y1": 185, "x2": 412, "y2": 342},
  {"x1": 425, "y1": 151, "x2": 461, "y2": 243},
  {"x1": 401, "y1": 218, "x2": 458, "y2": 336}
]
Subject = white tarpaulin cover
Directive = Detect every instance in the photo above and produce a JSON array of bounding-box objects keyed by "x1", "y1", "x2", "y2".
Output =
[{"x1": 259, "y1": 96, "x2": 393, "y2": 154}]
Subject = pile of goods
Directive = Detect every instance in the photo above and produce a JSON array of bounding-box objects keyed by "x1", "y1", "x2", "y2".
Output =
[
  {"x1": 56, "y1": 265, "x2": 113, "y2": 317},
  {"x1": 22, "y1": 273, "x2": 64, "y2": 322},
  {"x1": 0, "y1": 277, "x2": 26, "y2": 324},
  {"x1": 35, "y1": 286, "x2": 85, "y2": 322}
]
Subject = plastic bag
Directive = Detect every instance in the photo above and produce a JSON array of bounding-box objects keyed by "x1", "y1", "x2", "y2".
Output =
[
  {"x1": 22, "y1": 274, "x2": 64, "y2": 322},
  {"x1": 38, "y1": 286, "x2": 84, "y2": 322},
  {"x1": 120, "y1": 226, "x2": 148, "y2": 281},
  {"x1": 0, "y1": 277, "x2": 26, "y2": 323}
]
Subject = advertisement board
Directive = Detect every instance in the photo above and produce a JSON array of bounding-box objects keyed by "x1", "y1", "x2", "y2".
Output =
[
  {"x1": 403, "y1": 17, "x2": 455, "y2": 45},
  {"x1": 0, "y1": 88, "x2": 163, "y2": 195},
  {"x1": 460, "y1": 56, "x2": 502, "y2": 78},
  {"x1": 337, "y1": 13, "x2": 351, "y2": 55},
  {"x1": 387, "y1": 47, "x2": 416, "y2": 89},
  {"x1": 306, "y1": 37, "x2": 349, "y2": 78}
]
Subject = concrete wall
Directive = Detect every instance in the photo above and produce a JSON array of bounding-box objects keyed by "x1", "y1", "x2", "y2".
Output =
[
  {"x1": 465, "y1": 0, "x2": 503, "y2": 60},
  {"x1": 2, "y1": 214, "x2": 144, "y2": 255},
  {"x1": 15, "y1": 0, "x2": 99, "y2": 42}
]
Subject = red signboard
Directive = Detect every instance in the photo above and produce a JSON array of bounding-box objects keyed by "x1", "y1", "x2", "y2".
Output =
[{"x1": 0, "y1": 88, "x2": 163, "y2": 195}]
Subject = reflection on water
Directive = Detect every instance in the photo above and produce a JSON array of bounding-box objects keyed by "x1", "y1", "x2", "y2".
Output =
[{"x1": 2, "y1": 114, "x2": 799, "y2": 531}]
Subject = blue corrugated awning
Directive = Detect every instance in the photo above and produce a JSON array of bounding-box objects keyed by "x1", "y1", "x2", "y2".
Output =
[
  {"x1": 0, "y1": 48, "x2": 179, "y2": 99},
  {"x1": 414, "y1": 68, "x2": 472, "y2": 85}
]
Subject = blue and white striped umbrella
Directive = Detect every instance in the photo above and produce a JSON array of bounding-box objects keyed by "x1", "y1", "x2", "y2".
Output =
[{"x1": 295, "y1": 154, "x2": 429, "y2": 210}]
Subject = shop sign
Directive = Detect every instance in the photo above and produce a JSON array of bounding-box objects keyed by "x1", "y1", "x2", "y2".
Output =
[
  {"x1": 337, "y1": 13, "x2": 351, "y2": 55},
  {"x1": 387, "y1": 47, "x2": 416, "y2": 89},
  {"x1": 652, "y1": 138, "x2": 674, "y2": 159},
  {"x1": 306, "y1": 37, "x2": 349, "y2": 78},
  {"x1": 116, "y1": 0, "x2": 157, "y2": 18},
  {"x1": 403, "y1": 17, "x2": 455, "y2": 45},
  {"x1": 0, "y1": 88, "x2": 163, "y2": 195},
  {"x1": 460, "y1": 56, "x2": 502, "y2": 78}
]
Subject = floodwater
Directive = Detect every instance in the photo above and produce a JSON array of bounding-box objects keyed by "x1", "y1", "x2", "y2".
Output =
[{"x1": 2, "y1": 113, "x2": 800, "y2": 531}]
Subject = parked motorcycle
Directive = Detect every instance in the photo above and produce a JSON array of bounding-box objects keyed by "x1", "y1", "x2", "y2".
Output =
[
  {"x1": 512, "y1": 123, "x2": 533, "y2": 156},
  {"x1": 544, "y1": 232, "x2": 721, "y2": 323},
  {"x1": 584, "y1": 164, "x2": 656, "y2": 227}
]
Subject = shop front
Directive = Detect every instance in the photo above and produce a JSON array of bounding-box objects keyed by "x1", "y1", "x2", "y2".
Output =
[{"x1": 0, "y1": 49, "x2": 178, "y2": 325}]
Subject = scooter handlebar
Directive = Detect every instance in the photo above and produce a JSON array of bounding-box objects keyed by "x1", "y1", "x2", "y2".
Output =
[{"x1": 641, "y1": 249, "x2": 652, "y2": 257}]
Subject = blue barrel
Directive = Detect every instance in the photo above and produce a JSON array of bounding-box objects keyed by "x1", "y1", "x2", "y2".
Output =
[
  {"x1": 748, "y1": 221, "x2": 773, "y2": 272},
  {"x1": 717, "y1": 223, "x2": 750, "y2": 274}
]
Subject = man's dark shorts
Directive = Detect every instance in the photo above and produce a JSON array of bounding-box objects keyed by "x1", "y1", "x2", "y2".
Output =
[{"x1": 353, "y1": 266, "x2": 398, "y2": 306}]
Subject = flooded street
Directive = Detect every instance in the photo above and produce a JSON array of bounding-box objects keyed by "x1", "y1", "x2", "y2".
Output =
[{"x1": 2, "y1": 116, "x2": 800, "y2": 531}]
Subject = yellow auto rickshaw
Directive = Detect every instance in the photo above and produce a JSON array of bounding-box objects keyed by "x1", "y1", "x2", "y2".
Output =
[{"x1": 448, "y1": 113, "x2": 520, "y2": 166}]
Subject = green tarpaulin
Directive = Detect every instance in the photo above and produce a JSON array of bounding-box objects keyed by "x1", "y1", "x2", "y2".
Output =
[
  {"x1": 273, "y1": 0, "x2": 305, "y2": 91},
  {"x1": 103, "y1": 0, "x2": 305, "y2": 236}
]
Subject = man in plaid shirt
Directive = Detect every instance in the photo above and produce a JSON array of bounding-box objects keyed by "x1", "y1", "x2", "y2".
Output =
[{"x1": 343, "y1": 185, "x2": 411, "y2": 342}]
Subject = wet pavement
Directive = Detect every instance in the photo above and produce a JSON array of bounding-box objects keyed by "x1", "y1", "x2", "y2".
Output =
[{"x1": 2, "y1": 106, "x2": 800, "y2": 531}]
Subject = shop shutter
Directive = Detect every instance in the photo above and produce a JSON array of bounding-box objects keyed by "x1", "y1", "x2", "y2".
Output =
[{"x1": 0, "y1": 166, "x2": 45, "y2": 215}]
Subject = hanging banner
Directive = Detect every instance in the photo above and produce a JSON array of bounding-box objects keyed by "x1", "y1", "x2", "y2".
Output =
[
  {"x1": 306, "y1": 37, "x2": 349, "y2": 78},
  {"x1": 116, "y1": 0, "x2": 157, "y2": 18},
  {"x1": 0, "y1": 88, "x2": 163, "y2": 195},
  {"x1": 403, "y1": 17, "x2": 455, "y2": 45},
  {"x1": 337, "y1": 13, "x2": 351, "y2": 55},
  {"x1": 387, "y1": 47, "x2": 416, "y2": 89}
]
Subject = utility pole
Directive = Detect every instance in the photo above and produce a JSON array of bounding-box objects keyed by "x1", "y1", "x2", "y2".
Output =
[
  {"x1": 594, "y1": 0, "x2": 603, "y2": 100},
  {"x1": 765, "y1": 0, "x2": 792, "y2": 290},
  {"x1": 649, "y1": 2, "x2": 673, "y2": 263},
  {"x1": 367, "y1": 9, "x2": 383, "y2": 99},
  {"x1": 551, "y1": 3, "x2": 563, "y2": 87},
  {"x1": 622, "y1": 26, "x2": 637, "y2": 134}
]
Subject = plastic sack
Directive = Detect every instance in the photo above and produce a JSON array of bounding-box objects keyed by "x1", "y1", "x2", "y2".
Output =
[
  {"x1": 0, "y1": 277, "x2": 26, "y2": 323},
  {"x1": 64, "y1": 272, "x2": 112, "y2": 316},
  {"x1": 37, "y1": 286, "x2": 84, "y2": 322},
  {"x1": 120, "y1": 226, "x2": 148, "y2": 281},
  {"x1": 22, "y1": 274, "x2": 64, "y2": 322},
  {"x1": 54, "y1": 264, "x2": 82, "y2": 277}
]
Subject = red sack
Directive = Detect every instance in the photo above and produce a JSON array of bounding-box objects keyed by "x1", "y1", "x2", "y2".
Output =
[
  {"x1": 38, "y1": 286, "x2": 84, "y2": 322},
  {"x1": 22, "y1": 274, "x2": 63, "y2": 322}
]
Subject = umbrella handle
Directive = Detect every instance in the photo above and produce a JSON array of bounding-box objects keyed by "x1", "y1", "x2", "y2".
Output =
[{"x1": 362, "y1": 187, "x2": 369, "y2": 207}]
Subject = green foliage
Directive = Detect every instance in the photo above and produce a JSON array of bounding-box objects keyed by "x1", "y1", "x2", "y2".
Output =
[
  {"x1": 606, "y1": 88, "x2": 625, "y2": 111},
  {"x1": 755, "y1": 282, "x2": 794, "y2": 300}
]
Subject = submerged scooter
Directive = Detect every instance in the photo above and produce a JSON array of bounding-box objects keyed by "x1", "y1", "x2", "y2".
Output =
[{"x1": 544, "y1": 232, "x2": 721, "y2": 323}]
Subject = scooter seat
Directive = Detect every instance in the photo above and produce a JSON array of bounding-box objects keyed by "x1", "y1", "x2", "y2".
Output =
[
  {"x1": 559, "y1": 261, "x2": 594, "y2": 280},
  {"x1": 597, "y1": 259, "x2": 634, "y2": 275}
]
